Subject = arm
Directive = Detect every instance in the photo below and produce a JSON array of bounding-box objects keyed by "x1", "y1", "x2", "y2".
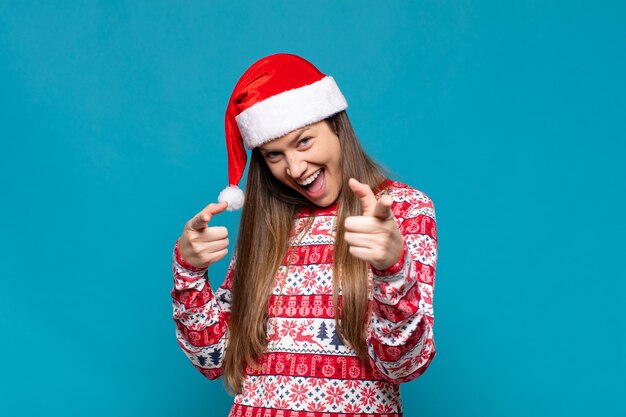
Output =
[
  {"x1": 366, "y1": 186, "x2": 438, "y2": 383},
  {"x1": 171, "y1": 239, "x2": 234, "y2": 380}
]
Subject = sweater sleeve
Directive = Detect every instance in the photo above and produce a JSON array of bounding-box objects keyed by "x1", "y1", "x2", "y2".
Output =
[
  {"x1": 366, "y1": 184, "x2": 438, "y2": 383},
  {"x1": 171, "y1": 239, "x2": 234, "y2": 380}
]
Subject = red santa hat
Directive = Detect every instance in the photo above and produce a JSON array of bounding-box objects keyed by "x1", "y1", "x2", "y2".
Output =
[{"x1": 217, "y1": 53, "x2": 348, "y2": 210}]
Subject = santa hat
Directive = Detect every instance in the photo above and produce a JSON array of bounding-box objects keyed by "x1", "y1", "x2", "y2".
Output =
[{"x1": 217, "y1": 53, "x2": 348, "y2": 210}]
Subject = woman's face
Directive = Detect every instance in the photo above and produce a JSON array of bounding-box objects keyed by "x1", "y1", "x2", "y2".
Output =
[{"x1": 258, "y1": 120, "x2": 342, "y2": 207}]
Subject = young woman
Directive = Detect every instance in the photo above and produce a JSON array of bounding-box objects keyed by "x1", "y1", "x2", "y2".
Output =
[{"x1": 172, "y1": 54, "x2": 438, "y2": 416}]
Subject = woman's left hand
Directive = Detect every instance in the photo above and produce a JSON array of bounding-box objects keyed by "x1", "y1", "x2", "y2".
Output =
[{"x1": 344, "y1": 178, "x2": 404, "y2": 271}]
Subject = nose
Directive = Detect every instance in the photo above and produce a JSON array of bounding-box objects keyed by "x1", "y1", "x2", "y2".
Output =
[{"x1": 285, "y1": 153, "x2": 307, "y2": 179}]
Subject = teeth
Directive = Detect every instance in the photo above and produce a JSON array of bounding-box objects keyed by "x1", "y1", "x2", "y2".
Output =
[{"x1": 297, "y1": 169, "x2": 321, "y2": 186}]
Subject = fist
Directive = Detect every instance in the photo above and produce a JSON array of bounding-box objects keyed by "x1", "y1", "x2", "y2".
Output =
[
  {"x1": 178, "y1": 201, "x2": 230, "y2": 269},
  {"x1": 344, "y1": 178, "x2": 404, "y2": 270}
]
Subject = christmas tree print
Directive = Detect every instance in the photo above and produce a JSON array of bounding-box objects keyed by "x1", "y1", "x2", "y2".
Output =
[
  {"x1": 209, "y1": 349, "x2": 222, "y2": 366},
  {"x1": 329, "y1": 326, "x2": 343, "y2": 350},
  {"x1": 196, "y1": 355, "x2": 207, "y2": 366},
  {"x1": 317, "y1": 322, "x2": 328, "y2": 340}
]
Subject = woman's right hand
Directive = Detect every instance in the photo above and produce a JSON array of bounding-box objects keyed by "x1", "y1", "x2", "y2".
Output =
[{"x1": 178, "y1": 201, "x2": 230, "y2": 269}]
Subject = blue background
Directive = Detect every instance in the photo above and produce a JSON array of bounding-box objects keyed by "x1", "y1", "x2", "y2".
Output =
[{"x1": 1, "y1": 1, "x2": 624, "y2": 416}]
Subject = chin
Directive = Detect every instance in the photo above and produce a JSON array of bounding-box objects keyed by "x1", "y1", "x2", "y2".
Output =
[{"x1": 311, "y1": 194, "x2": 339, "y2": 208}]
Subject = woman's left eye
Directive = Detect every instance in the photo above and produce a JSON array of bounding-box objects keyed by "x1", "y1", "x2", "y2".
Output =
[{"x1": 299, "y1": 137, "x2": 312, "y2": 146}]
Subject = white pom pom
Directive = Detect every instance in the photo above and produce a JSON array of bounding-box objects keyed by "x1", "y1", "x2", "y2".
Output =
[{"x1": 218, "y1": 185, "x2": 245, "y2": 211}]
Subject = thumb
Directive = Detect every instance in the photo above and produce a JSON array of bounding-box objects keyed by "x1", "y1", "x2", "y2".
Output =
[
  {"x1": 189, "y1": 201, "x2": 229, "y2": 231},
  {"x1": 348, "y1": 178, "x2": 378, "y2": 216}
]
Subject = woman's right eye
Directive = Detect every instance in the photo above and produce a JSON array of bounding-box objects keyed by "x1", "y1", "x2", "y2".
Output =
[{"x1": 265, "y1": 151, "x2": 281, "y2": 160}]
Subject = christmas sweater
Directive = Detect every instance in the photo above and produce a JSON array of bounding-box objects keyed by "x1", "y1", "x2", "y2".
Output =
[{"x1": 171, "y1": 180, "x2": 438, "y2": 417}]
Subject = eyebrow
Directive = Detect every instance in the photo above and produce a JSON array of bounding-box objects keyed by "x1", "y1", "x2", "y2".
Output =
[{"x1": 260, "y1": 127, "x2": 310, "y2": 153}]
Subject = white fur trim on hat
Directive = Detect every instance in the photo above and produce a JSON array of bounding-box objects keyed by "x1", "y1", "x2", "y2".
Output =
[
  {"x1": 218, "y1": 185, "x2": 245, "y2": 211},
  {"x1": 236, "y1": 76, "x2": 347, "y2": 149}
]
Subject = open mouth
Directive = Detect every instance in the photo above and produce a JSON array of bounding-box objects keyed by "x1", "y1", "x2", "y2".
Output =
[
  {"x1": 296, "y1": 168, "x2": 325, "y2": 197},
  {"x1": 297, "y1": 168, "x2": 322, "y2": 188}
]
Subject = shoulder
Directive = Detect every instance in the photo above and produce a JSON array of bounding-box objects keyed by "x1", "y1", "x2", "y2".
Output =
[{"x1": 376, "y1": 179, "x2": 436, "y2": 220}]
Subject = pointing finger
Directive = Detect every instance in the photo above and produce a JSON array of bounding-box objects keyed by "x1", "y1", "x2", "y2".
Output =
[
  {"x1": 204, "y1": 226, "x2": 228, "y2": 241},
  {"x1": 372, "y1": 194, "x2": 393, "y2": 220},
  {"x1": 189, "y1": 201, "x2": 229, "y2": 231},
  {"x1": 344, "y1": 216, "x2": 387, "y2": 233},
  {"x1": 348, "y1": 178, "x2": 377, "y2": 216}
]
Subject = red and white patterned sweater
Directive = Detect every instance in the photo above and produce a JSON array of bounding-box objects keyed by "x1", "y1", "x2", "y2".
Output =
[{"x1": 171, "y1": 180, "x2": 438, "y2": 417}]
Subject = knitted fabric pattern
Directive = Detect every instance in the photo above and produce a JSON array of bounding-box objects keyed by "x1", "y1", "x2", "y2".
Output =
[{"x1": 171, "y1": 180, "x2": 438, "y2": 417}]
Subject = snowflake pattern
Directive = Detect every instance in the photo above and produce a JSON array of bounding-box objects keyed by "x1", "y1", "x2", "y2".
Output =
[{"x1": 236, "y1": 376, "x2": 401, "y2": 414}]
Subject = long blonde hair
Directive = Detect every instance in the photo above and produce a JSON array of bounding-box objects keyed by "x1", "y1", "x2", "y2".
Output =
[{"x1": 223, "y1": 111, "x2": 386, "y2": 393}]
